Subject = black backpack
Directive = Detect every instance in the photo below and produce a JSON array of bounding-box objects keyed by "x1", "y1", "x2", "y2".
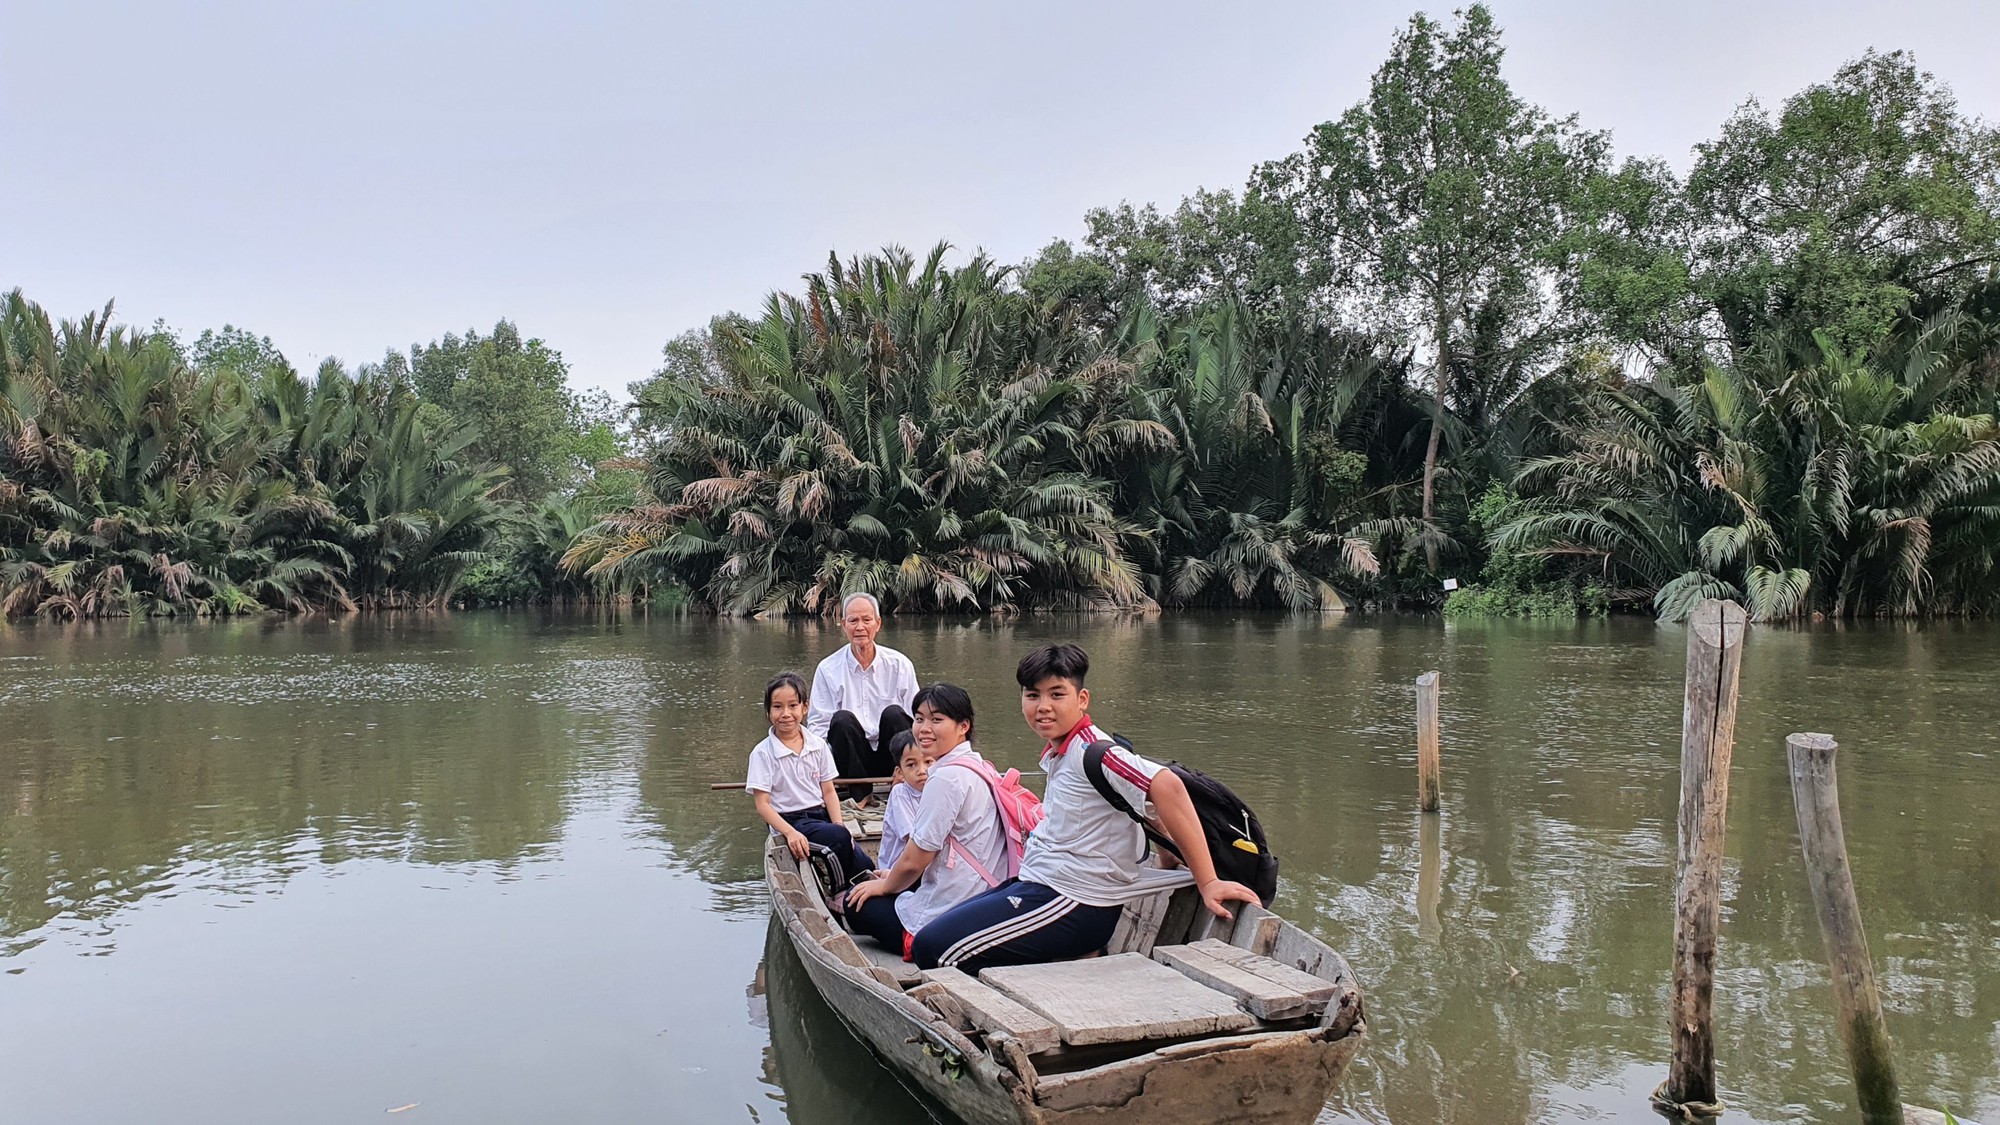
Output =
[{"x1": 1081, "y1": 738, "x2": 1280, "y2": 907}]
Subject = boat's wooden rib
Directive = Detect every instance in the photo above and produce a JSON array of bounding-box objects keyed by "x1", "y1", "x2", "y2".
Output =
[{"x1": 764, "y1": 837, "x2": 1366, "y2": 1124}]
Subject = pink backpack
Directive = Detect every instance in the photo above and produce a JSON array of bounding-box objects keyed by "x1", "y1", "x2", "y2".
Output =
[{"x1": 938, "y1": 758, "x2": 1045, "y2": 888}]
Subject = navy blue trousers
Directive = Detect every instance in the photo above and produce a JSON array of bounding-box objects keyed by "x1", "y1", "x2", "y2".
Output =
[
  {"x1": 848, "y1": 891, "x2": 911, "y2": 955},
  {"x1": 780, "y1": 806, "x2": 874, "y2": 881},
  {"x1": 910, "y1": 879, "x2": 1122, "y2": 973}
]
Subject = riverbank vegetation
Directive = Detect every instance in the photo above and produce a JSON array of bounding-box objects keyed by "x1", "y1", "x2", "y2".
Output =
[{"x1": 8, "y1": 5, "x2": 1999, "y2": 620}]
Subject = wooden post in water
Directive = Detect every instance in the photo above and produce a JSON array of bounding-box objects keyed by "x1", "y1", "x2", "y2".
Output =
[
  {"x1": 1416, "y1": 671, "x2": 1441, "y2": 813},
  {"x1": 1660, "y1": 599, "x2": 1747, "y2": 1116},
  {"x1": 1787, "y1": 732, "x2": 1904, "y2": 1125}
]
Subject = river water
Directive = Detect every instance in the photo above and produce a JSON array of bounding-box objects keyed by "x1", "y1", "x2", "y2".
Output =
[{"x1": 1, "y1": 612, "x2": 1995, "y2": 1124}]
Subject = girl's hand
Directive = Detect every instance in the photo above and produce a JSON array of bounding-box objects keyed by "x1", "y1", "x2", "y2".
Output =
[
  {"x1": 784, "y1": 830, "x2": 811, "y2": 861},
  {"x1": 1198, "y1": 877, "x2": 1259, "y2": 920},
  {"x1": 845, "y1": 875, "x2": 885, "y2": 909}
]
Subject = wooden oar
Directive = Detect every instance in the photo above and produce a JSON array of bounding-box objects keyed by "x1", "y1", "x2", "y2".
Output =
[{"x1": 708, "y1": 776, "x2": 897, "y2": 790}]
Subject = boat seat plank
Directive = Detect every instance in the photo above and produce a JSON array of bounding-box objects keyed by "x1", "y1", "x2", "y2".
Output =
[
  {"x1": 1178, "y1": 939, "x2": 1337, "y2": 1007},
  {"x1": 1151, "y1": 942, "x2": 1317, "y2": 1020},
  {"x1": 980, "y1": 953, "x2": 1257, "y2": 1046},
  {"x1": 918, "y1": 967, "x2": 1061, "y2": 1055}
]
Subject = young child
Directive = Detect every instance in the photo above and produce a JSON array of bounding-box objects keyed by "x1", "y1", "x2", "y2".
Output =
[
  {"x1": 876, "y1": 731, "x2": 934, "y2": 870},
  {"x1": 747, "y1": 671, "x2": 874, "y2": 885},
  {"x1": 908, "y1": 643, "x2": 1259, "y2": 973}
]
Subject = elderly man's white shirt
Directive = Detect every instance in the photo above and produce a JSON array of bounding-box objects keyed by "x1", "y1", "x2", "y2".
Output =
[{"x1": 806, "y1": 644, "x2": 919, "y2": 743}]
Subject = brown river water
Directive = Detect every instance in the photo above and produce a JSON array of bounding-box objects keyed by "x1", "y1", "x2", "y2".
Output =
[{"x1": 1, "y1": 612, "x2": 1996, "y2": 1124}]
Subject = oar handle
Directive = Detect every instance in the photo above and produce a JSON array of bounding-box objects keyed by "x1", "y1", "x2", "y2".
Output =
[{"x1": 709, "y1": 777, "x2": 898, "y2": 790}]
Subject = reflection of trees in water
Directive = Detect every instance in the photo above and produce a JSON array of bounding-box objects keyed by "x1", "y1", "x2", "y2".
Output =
[
  {"x1": 0, "y1": 614, "x2": 614, "y2": 950},
  {"x1": 757, "y1": 918, "x2": 936, "y2": 1125}
]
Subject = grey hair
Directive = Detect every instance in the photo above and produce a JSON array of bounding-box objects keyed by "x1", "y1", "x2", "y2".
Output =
[{"x1": 840, "y1": 592, "x2": 881, "y2": 617}]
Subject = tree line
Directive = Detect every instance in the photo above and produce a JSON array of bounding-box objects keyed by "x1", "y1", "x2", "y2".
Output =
[
  {"x1": 594, "y1": 7, "x2": 2000, "y2": 620},
  {"x1": 0, "y1": 296, "x2": 637, "y2": 618},
  {"x1": 8, "y1": 5, "x2": 2000, "y2": 620}
]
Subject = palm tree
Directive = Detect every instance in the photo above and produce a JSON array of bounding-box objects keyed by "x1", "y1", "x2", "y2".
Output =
[{"x1": 569, "y1": 245, "x2": 1161, "y2": 613}]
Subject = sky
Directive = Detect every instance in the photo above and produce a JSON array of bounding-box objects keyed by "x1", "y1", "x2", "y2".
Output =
[{"x1": 6, "y1": 1, "x2": 1999, "y2": 397}]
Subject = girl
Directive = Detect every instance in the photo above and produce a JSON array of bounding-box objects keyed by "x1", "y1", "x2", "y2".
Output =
[
  {"x1": 876, "y1": 731, "x2": 934, "y2": 870},
  {"x1": 843, "y1": 683, "x2": 1008, "y2": 959},
  {"x1": 747, "y1": 671, "x2": 874, "y2": 887}
]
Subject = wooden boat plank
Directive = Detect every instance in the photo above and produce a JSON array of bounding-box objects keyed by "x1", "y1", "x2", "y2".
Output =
[
  {"x1": 1105, "y1": 889, "x2": 1172, "y2": 955},
  {"x1": 920, "y1": 966, "x2": 1062, "y2": 1055},
  {"x1": 1035, "y1": 1027, "x2": 1345, "y2": 1118},
  {"x1": 1231, "y1": 904, "x2": 1283, "y2": 955},
  {"x1": 1151, "y1": 943, "x2": 1314, "y2": 1020},
  {"x1": 1181, "y1": 939, "x2": 1338, "y2": 1007},
  {"x1": 981, "y1": 953, "x2": 1257, "y2": 1046},
  {"x1": 850, "y1": 936, "x2": 920, "y2": 987},
  {"x1": 1154, "y1": 887, "x2": 1201, "y2": 950}
]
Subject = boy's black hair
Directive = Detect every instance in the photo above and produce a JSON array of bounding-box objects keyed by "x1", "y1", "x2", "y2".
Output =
[
  {"x1": 1016, "y1": 643, "x2": 1089, "y2": 689},
  {"x1": 886, "y1": 730, "x2": 917, "y2": 761},
  {"x1": 763, "y1": 670, "x2": 809, "y2": 710},
  {"x1": 911, "y1": 682, "x2": 976, "y2": 739}
]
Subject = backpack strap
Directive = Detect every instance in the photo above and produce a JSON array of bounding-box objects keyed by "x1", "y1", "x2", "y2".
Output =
[
  {"x1": 1080, "y1": 740, "x2": 1182, "y2": 861},
  {"x1": 935, "y1": 758, "x2": 1009, "y2": 887}
]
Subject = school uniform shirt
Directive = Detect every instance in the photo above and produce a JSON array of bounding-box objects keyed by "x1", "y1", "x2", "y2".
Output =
[
  {"x1": 877, "y1": 782, "x2": 921, "y2": 869},
  {"x1": 1016, "y1": 718, "x2": 1195, "y2": 908},
  {"x1": 805, "y1": 643, "x2": 920, "y2": 744},
  {"x1": 897, "y1": 742, "x2": 1009, "y2": 934},
  {"x1": 744, "y1": 728, "x2": 838, "y2": 816}
]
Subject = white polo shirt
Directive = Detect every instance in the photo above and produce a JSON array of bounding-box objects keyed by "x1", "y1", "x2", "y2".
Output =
[
  {"x1": 897, "y1": 742, "x2": 1009, "y2": 934},
  {"x1": 1016, "y1": 718, "x2": 1194, "y2": 907},
  {"x1": 806, "y1": 643, "x2": 920, "y2": 744},
  {"x1": 744, "y1": 728, "x2": 838, "y2": 815}
]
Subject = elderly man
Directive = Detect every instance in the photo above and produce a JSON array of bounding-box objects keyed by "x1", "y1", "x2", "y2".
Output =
[{"x1": 808, "y1": 593, "x2": 920, "y2": 801}]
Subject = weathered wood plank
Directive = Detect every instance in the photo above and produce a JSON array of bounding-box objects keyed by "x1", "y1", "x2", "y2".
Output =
[
  {"x1": 1231, "y1": 904, "x2": 1282, "y2": 956},
  {"x1": 919, "y1": 966, "x2": 1062, "y2": 1055},
  {"x1": 1154, "y1": 886, "x2": 1202, "y2": 949},
  {"x1": 1184, "y1": 905, "x2": 1233, "y2": 944},
  {"x1": 982, "y1": 953, "x2": 1257, "y2": 1046},
  {"x1": 1152, "y1": 943, "x2": 1311, "y2": 1020},
  {"x1": 1106, "y1": 890, "x2": 1172, "y2": 955},
  {"x1": 1182, "y1": 939, "x2": 1337, "y2": 1007},
  {"x1": 907, "y1": 981, "x2": 974, "y2": 1033}
]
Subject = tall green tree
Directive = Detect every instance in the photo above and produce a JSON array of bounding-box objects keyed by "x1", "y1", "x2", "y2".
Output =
[
  {"x1": 1259, "y1": 4, "x2": 1609, "y2": 540},
  {"x1": 1583, "y1": 50, "x2": 2000, "y2": 365},
  {"x1": 404, "y1": 322, "x2": 577, "y2": 498}
]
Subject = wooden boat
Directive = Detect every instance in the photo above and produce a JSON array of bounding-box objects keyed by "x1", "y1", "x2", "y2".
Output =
[{"x1": 764, "y1": 835, "x2": 1366, "y2": 1124}]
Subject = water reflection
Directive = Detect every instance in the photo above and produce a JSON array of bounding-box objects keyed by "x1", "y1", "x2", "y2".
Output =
[
  {"x1": 1, "y1": 612, "x2": 1997, "y2": 1123},
  {"x1": 757, "y1": 919, "x2": 937, "y2": 1124}
]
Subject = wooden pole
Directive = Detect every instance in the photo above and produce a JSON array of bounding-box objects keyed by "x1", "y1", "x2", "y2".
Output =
[
  {"x1": 1787, "y1": 732, "x2": 1904, "y2": 1125},
  {"x1": 1416, "y1": 670, "x2": 1441, "y2": 813},
  {"x1": 709, "y1": 776, "x2": 896, "y2": 791},
  {"x1": 1660, "y1": 598, "x2": 1747, "y2": 1116}
]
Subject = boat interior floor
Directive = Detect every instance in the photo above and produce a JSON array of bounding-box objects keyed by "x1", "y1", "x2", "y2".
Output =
[{"x1": 850, "y1": 933, "x2": 922, "y2": 987}]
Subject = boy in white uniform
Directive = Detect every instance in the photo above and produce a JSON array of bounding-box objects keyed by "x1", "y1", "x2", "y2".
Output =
[{"x1": 909, "y1": 644, "x2": 1258, "y2": 972}]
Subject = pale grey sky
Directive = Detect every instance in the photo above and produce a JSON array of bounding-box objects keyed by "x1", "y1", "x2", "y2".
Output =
[{"x1": 6, "y1": 1, "x2": 1997, "y2": 396}]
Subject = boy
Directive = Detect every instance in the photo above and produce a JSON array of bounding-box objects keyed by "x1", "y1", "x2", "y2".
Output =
[{"x1": 908, "y1": 643, "x2": 1258, "y2": 972}]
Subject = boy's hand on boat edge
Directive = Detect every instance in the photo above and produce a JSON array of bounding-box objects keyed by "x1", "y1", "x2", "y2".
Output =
[
  {"x1": 783, "y1": 830, "x2": 812, "y2": 861},
  {"x1": 1200, "y1": 878, "x2": 1259, "y2": 921}
]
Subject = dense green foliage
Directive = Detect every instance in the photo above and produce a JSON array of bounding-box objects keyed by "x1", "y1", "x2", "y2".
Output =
[
  {"x1": 0, "y1": 298, "x2": 633, "y2": 618},
  {"x1": 10, "y1": 6, "x2": 2000, "y2": 621},
  {"x1": 601, "y1": 9, "x2": 2000, "y2": 618}
]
